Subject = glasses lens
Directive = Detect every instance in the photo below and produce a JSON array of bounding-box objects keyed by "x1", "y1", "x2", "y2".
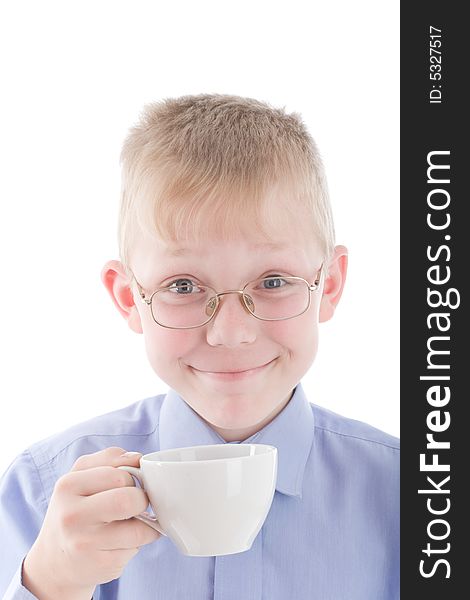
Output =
[
  {"x1": 151, "y1": 281, "x2": 217, "y2": 328},
  {"x1": 151, "y1": 277, "x2": 310, "y2": 328},
  {"x1": 244, "y1": 276, "x2": 310, "y2": 320}
]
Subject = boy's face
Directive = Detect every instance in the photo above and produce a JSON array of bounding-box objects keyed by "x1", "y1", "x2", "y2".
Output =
[{"x1": 103, "y1": 225, "x2": 347, "y2": 442}]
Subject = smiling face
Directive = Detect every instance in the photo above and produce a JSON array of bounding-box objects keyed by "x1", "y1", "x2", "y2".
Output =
[{"x1": 102, "y1": 221, "x2": 347, "y2": 442}]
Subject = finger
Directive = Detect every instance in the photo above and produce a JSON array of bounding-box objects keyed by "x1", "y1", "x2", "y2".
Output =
[
  {"x1": 97, "y1": 518, "x2": 162, "y2": 550},
  {"x1": 82, "y1": 485, "x2": 151, "y2": 525},
  {"x1": 94, "y1": 547, "x2": 140, "y2": 573},
  {"x1": 56, "y1": 466, "x2": 137, "y2": 497},
  {"x1": 70, "y1": 447, "x2": 142, "y2": 472}
]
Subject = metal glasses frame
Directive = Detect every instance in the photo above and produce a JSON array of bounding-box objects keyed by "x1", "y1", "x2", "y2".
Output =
[{"x1": 130, "y1": 263, "x2": 324, "y2": 330}]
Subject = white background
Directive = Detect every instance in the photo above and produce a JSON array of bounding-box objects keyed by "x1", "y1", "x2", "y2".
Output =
[{"x1": 0, "y1": 1, "x2": 399, "y2": 476}]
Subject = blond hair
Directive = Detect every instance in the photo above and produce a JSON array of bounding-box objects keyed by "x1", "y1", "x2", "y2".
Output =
[{"x1": 118, "y1": 94, "x2": 335, "y2": 275}]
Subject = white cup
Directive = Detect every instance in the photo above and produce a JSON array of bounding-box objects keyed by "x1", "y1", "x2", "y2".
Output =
[{"x1": 118, "y1": 443, "x2": 277, "y2": 557}]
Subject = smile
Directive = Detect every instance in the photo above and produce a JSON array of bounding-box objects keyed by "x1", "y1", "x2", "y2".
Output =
[{"x1": 189, "y1": 358, "x2": 277, "y2": 381}]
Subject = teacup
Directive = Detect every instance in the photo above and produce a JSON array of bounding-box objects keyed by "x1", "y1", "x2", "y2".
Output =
[{"x1": 119, "y1": 443, "x2": 277, "y2": 557}]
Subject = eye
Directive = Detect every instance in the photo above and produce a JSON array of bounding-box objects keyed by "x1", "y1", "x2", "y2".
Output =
[
  {"x1": 167, "y1": 278, "x2": 200, "y2": 294},
  {"x1": 260, "y1": 275, "x2": 288, "y2": 289}
]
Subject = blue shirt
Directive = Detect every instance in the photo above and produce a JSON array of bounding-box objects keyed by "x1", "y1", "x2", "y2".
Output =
[{"x1": 0, "y1": 383, "x2": 400, "y2": 599}]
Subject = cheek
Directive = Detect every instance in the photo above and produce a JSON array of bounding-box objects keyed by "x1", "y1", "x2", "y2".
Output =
[
  {"x1": 268, "y1": 314, "x2": 318, "y2": 348},
  {"x1": 143, "y1": 327, "x2": 198, "y2": 365},
  {"x1": 269, "y1": 316, "x2": 319, "y2": 372}
]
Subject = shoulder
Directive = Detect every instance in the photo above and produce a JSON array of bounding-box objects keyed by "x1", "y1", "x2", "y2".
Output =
[
  {"x1": 23, "y1": 393, "x2": 166, "y2": 491},
  {"x1": 309, "y1": 402, "x2": 399, "y2": 483},
  {"x1": 308, "y1": 402, "x2": 399, "y2": 498},
  {"x1": 307, "y1": 402, "x2": 399, "y2": 512},
  {"x1": 310, "y1": 402, "x2": 400, "y2": 452}
]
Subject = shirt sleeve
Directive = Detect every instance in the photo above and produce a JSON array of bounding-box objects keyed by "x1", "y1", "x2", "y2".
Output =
[
  {"x1": 0, "y1": 451, "x2": 48, "y2": 599},
  {"x1": 2, "y1": 558, "x2": 38, "y2": 600}
]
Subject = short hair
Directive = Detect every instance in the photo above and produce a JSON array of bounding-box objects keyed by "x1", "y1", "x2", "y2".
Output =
[{"x1": 118, "y1": 93, "x2": 335, "y2": 275}]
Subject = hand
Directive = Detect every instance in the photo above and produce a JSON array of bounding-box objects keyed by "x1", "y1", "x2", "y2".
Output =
[{"x1": 22, "y1": 447, "x2": 162, "y2": 600}]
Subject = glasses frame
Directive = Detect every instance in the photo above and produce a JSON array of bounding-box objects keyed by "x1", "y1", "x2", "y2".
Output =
[{"x1": 130, "y1": 263, "x2": 324, "y2": 330}]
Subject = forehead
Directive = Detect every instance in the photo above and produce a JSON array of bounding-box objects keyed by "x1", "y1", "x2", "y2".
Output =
[
  {"x1": 163, "y1": 239, "x2": 296, "y2": 258},
  {"x1": 129, "y1": 230, "x2": 321, "y2": 286},
  {"x1": 135, "y1": 224, "x2": 320, "y2": 259},
  {"x1": 129, "y1": 194, "x2": 323, "y2": 278}
]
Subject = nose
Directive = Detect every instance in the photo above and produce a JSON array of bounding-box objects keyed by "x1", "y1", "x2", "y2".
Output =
[{"x1": 205, "y1": 291, "x2": 257, "y2": 347}]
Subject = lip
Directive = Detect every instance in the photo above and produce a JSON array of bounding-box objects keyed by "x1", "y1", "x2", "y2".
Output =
[{"x1": 189, "y1": 358, "x2": 277, "y2": 381}]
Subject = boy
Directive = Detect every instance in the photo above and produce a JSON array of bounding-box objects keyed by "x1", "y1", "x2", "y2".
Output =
[{"x1": 0, "y1": 94, "x2": 399, "y2": 599}]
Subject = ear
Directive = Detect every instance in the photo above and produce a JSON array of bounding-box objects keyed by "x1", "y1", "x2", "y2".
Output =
[
  {"x1": 319, "y1": 245, "x2": 348, "y2": 323},
  {"x1": 101, "y1": 260, "x2": 143, "y2": 334}
]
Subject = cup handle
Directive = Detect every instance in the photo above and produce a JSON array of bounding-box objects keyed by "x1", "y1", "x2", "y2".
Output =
[{"x1": 118, "y1": 465, "x2": 167, "y2": 537}]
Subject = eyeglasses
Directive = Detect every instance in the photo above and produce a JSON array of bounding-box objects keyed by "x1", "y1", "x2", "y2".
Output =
[{"x1": 130, "y1": 264, "x2": 323, "y2": 329}]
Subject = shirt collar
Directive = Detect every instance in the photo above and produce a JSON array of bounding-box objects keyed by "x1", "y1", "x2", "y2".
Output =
[{"x1": 158, "y1": 382, "x2": 314, "y2": 498}]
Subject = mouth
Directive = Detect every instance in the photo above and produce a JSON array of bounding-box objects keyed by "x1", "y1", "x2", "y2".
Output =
[{"x1": 189, "y1": 358, "x2": 277, "y2": 381}]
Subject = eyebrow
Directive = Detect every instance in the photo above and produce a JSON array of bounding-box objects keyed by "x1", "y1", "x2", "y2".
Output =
[{"x1": 165, "y1": 242, "x2": 290, "y2": 257}]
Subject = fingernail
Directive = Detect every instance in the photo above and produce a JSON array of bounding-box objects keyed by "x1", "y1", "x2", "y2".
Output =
[{"x1": 120, "y1": 451, "x2": 142, "y2": 457}]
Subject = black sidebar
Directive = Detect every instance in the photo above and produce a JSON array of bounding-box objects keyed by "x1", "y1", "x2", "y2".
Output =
[{"x1": 401, "y1": 2, "x2": 467, "y2": 598}]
